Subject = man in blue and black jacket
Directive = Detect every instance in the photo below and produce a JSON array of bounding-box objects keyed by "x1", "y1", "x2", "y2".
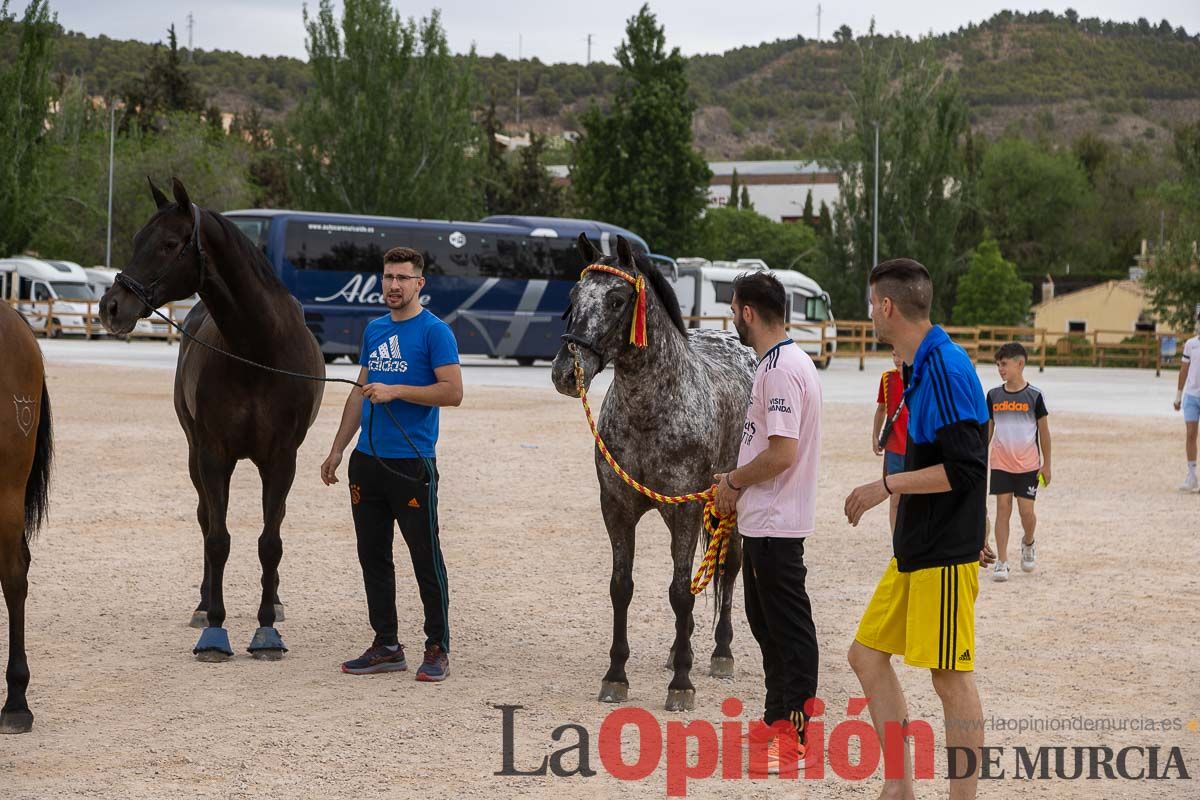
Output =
[{"x1": 844, "y1": 258, "x2": 996, "y2": 800}]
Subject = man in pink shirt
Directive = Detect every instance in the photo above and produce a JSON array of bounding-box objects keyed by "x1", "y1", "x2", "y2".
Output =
[{"x1": 714, "y1": 271, "x2": 823, "y2": 770}]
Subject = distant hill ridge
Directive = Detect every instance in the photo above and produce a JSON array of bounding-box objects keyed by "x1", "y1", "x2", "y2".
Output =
[{"x1": 3, "y1": 10, "x2": 1196, "y2": 158}]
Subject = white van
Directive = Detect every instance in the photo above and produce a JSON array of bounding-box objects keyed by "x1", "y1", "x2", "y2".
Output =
[
  {"x1": 668, "y1": 258, "x2": 836, "y2": 368},
  {"x1": 85, "y1": 266, "x2": 198, "y2": 337},
  {"x1": 0, "y1": 256, "x2": 101, "y2": 337}
]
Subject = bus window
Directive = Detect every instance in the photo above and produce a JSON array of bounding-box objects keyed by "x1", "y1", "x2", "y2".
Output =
[
  {"x1": 713, "y1": 281, "x2": 734, "y2": 304},
  {"x1": 285, "y1": 221, "x2": 483, "y2": 277},
  {"x1": 231, "y1": 217, "x2": 269, "y2": 250},
  {"x1": 806, "y1": 295, "x2": 829, "y2": 321},
  {"x1": 792, "y1": 293, "x2": 807, "y2": 320}
]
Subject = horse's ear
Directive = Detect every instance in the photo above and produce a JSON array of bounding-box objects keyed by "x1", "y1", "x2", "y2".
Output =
[
  {"x1": 171, "y1": 177, "x2": 192, "y2": 210},
  {"x1": 616, "y1": 235, "x2": 635, "y2": 270},
  {"x1": 148, "y1": 177, "x2": 169, "y2": 210},
  {"x1": 576, "y1": 232, "x2": 599, "y2": 264}
]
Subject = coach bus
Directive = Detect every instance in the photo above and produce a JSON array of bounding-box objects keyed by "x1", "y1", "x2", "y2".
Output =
[{"x1": 223, "y1": 210, "x2": 651, "y2": 365}]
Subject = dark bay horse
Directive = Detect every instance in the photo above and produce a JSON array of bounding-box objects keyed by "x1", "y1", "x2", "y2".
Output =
[
  {"x1": 0, "y1": 302, "x2": 52, "y2": 733},
  {"x1": 100, "y1": 178, "x2": 324, "y2": 662},
  {"x1": 551, "y1": 235, "x2": 756, "y2": 711}
]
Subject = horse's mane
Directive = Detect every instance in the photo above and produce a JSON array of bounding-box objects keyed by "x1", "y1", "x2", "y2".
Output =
[
  {"x1": 632, "y1": 251, "x2": 688, "y2": 337},
  {"x1": 204, "y1": 208, "x2": 289, "y2": 291}
]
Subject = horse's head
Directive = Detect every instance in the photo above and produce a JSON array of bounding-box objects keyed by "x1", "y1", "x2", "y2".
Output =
[
  {"x1": 100, "y1": 177, "x2": 206, "y2": 335},
  {"x1": 550, "y1": 233, "x2": 683, "y2": 397}
]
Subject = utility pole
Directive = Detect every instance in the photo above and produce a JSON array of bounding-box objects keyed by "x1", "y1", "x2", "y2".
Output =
[
  {"x1": 106, "y1": 100, "x2": 116, "y2": 269},
  {"x1": 586, "y1": 33, "x2": 593, "y2": 66},
  {"x1": 186, "y1": 12, "x2": 194, "y2": 62},
  {"x1": 872, "y1": 120, "x2": 880, "y2": 269},
  {"x1": 516, "y1": 34, "x2": 522, "y2": 126},
  {"x1": 817, "y1": 4, "x2": 822, "y2": 40}
]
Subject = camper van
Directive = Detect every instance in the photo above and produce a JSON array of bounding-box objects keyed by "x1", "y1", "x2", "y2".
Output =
[
  {"x1": 669, "y1": 258, "x2": 836, "y2": 367},
  {"x1": 0, "y1": 256, "x2": 101, "y2": 337},
  {"x1": 85, "y1": 266, "x2": 198, "y2": 337}
]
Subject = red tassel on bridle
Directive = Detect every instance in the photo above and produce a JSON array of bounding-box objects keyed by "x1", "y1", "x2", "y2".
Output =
[
  {"x1": 581, "y1": 263, "x2": 650, "y2": 348},
  {"x1": 629, "y1": 275, "x2": 647, "y2": 348}
]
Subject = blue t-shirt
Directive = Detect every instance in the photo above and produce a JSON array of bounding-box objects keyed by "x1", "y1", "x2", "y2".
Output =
[{"x1": 355, "y1": 310, "x2": 460, "y2": 459}]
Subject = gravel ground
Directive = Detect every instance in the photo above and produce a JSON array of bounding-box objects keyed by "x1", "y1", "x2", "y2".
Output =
[{"x1": 1, "y1": 358, "x2": 1196, "y2": 799}]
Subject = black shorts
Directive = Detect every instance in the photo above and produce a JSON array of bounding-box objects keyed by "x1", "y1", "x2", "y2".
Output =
[{"x1": 989, "y1": 469, "x2": 1040, "y2": 501}]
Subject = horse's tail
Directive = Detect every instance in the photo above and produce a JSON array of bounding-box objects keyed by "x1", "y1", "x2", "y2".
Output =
[{"x1": 24, "y1": 379, "x2": 53, "y2": 543}]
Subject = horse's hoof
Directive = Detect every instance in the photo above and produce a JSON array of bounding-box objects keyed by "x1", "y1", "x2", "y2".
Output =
[
  {"x1": 709, "y1": 656, "x2": 735, "y2": 679},
  {"x1": 0, "y1": 709, "x2": 33, "y2": 734},
  {"x1": 273, "y1": 604, "x2": 286, "y2": 623},
  {"x1": 598, "y1": 681, "x2": 629, "y2": 703},
  {"x1": 188, "y1": 610, "x2": 208, "y2": 629},
  {"x1": 193, "y1": 626, "x2": 234, "y2": 661},
  {"x1": 247, "y1": 626, "x2": 288, "y2": 660},
  {"x1": 665, "y1": 688, "x2": 696, "y2": 712}
]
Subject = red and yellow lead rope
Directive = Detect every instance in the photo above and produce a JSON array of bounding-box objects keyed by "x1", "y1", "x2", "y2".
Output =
[{"x1": 570, "y1": 345, "x2": 734, "y2": 595}]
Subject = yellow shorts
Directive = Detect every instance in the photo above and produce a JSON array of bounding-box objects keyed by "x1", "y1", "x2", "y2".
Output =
[{"x1": 855, "y1": 558, "x2": 978, "y2": 671}]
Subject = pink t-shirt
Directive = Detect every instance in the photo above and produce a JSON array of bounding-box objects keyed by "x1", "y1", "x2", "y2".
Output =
[{"x1": 735, "y1": 340, "x2": 823, "y2": 538}]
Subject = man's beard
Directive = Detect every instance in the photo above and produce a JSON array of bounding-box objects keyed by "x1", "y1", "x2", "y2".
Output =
[{"x1": 734, "y1": 317, "x2": 750, "y2": 346}]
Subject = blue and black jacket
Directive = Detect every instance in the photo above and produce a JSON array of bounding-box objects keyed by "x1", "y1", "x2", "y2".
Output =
[{"x1": 895, "y1": 326, "x2": 990, "y2": 572}]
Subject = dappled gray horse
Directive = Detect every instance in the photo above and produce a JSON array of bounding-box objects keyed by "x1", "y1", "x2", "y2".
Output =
[{"x1": 551, "y1": 234, "x2": 756, "y2": 711}]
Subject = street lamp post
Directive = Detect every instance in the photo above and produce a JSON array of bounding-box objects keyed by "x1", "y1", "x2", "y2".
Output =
[{"x1": 106, "y1": 100, "x2": 115, "y2": 269}]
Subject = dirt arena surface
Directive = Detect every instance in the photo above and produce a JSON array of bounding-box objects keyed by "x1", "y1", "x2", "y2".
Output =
[{"x1": 2, "y1": 358, "x2": 1198, "y2": 798}]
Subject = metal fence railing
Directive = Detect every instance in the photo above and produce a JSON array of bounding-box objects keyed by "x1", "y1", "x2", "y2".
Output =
[
  {"x1": 6, "y1": 299, "x2": 187, "y2": 343},
  {"x1": 682, "y1": 316, "x2": 1184, "y2": 375}
]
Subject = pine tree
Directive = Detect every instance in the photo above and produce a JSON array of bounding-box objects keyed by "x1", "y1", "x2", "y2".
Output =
[
  {"x1": 729, "y1": 168, "x2": 741, "y2": 209},
  {"x1": 740, "y1": 185, "x2": 753, "y2": 211},
  {"x1": 570, "y1": 4, "x2": 711, "y2": 254},
  {"x1": 802, "y1": 189, "x2": 815, "y2": 227},
  {"x1": 291, "y1": 1, "x2": 482, "y2": 219},
  {"x1": 0, "y1": 0, "x2": 55, "y2": 256}
]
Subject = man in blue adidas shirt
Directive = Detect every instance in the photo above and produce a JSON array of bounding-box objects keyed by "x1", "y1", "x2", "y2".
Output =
[
  {"x1": 843, "y1": 258, "x2": 996, "y2": 800},
  {"x1": 321, "y1": 246, "x2": 462, "y2": 681}
]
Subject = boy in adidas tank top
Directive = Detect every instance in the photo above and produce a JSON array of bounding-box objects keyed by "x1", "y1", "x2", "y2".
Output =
[
  {"x1": 987, "y1": 342, "x2": 1051, "y2": 581},
  {"x1": 321, "y1": 247, "x2": 462, "y2": 681}
]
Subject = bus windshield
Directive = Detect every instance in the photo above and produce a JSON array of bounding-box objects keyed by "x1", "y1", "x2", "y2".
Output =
[{"x1": 50, "y1": 282, "x2": 99, "y2": 301}]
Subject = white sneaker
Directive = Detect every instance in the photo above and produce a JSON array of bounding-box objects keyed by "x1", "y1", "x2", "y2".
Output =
[
  {"x1": 1180, "y1": 473, "x2": 1199, "y2": 493},
  {"x1": 992, "y1": 562, "x2": 1010, "y2": 582},
  {"x1": 1021, "y1": 541, "x2": 1037, "y2": 572}
]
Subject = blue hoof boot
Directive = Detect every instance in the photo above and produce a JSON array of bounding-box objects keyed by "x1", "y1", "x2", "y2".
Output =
[
  {"x1": 247, "y1": 626, "x2": 288, "y2": 660},
  {"x1": 194, "y1": 627, "x2": 234, "y2": 662}
]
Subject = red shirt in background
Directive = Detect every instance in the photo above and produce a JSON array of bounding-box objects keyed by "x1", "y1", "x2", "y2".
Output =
[{"x1": 876, "y1": 369, "x2": 908, "y2": 455}]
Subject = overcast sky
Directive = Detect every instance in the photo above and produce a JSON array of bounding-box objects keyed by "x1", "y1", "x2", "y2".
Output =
[{"x1": 44, "y1": 1, "x2": 1200, "y2": 64}]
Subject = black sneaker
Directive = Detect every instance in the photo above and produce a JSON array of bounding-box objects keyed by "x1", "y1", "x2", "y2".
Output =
[
  {"x1": 416, "y1": 644, "x2": 449, "y2": 682},
  {"x1": 341, "y1": 642, "x2": 407, "y2": 675}
]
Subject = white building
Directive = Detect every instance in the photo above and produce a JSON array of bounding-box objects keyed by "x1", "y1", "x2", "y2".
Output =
[
  {"x1": 547, "y1": 160, "x2": 841, "y2": 225},
  {"x1": 708, "y1": 161, "x2": 840, "y2": 224}
]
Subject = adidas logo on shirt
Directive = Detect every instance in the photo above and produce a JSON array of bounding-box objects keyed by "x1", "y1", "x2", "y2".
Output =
[
  {"x1": 958, "y1": 649, "x2": 972, "y2": 662},
  {"x1": 368, "y1": 334, "x2": 408, "y2": 373}
]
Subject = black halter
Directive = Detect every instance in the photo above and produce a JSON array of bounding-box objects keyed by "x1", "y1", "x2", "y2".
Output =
[{"x1": 115, "y1": 202, "x2": 207, "y2": 312}]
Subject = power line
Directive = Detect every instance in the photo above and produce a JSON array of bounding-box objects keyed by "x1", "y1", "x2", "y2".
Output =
[{"x1": 186, "y1": 12, "x2": 194, "y2": 61}]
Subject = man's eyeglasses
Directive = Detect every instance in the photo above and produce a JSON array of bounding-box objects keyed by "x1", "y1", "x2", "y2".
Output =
[{"x1": 382, "y1": 274, "x2": 422, "y2": 284}]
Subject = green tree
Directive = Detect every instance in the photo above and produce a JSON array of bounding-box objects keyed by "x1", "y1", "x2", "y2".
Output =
[
  {"x1": 825, "y1": 28, "x2": 970, "y2": 320},
  {"x1": 729, "y1": 168, "x2": 741, "y2": 209},
  {"x1": 570, "y1": 4, "x2": 711, "y2": 254},
  {"x1": 0, "y1": 0, "x2": 55, "y2": 256},
  {"x1": 977, "y1": 136, "x2": 1096, "y2": 281},
  {"x1": 121, "y1": 24, "x2": 205, "y2": 132},
  {"x1": 290, "y1": 1, "x2": 481, "y2": 218},
  {"x1": 1144, "y1": 122, "x2": 1200, "y2": 331},
  {"x1": 504, "y1": 132, "x2": 565, "y2": 216},
  {"x1": 740, "y1": 185, "x2": 753, "y2": 211},
  {"x1": 31, "y1": 109, "x2": 253, "y2": 266},
  {"x1": 952, "y1": 237, "x2": 1032, "y2": 325},
  {"x1": 802, "y1": 189, "x2": 814, "y2": 227},
  {"x1": 693, "y1": 207, "x2": 819, "y2": 272}
]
